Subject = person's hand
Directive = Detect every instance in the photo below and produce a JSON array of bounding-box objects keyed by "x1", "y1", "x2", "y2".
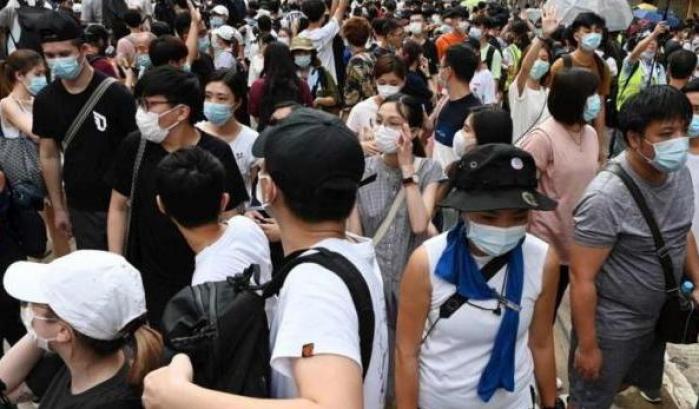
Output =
[
  {"x1": 692, "y1": 288, "x2": 699, "y2": 306},
  {"x1": 258, "y1": 218, "x2": 281, "y2": 242},
  {"x1": 396, "y1": 123, "x2": 414, "y2": 168},
  {"x1": 142, "y1": 354, "x2": 194, "y2": 409},
  {"x1": 53, "y1": 208, "x2": 73, "y2": 239},
  {"x1": 419, "y1": 56, "x2": 430, "y2": 75},
  {"x1": 187, "y1": 0, "x2": 202, "y2": 23},
  {"x1": 652, "y1": 21, "x2": 668, "y2": 38},
  {"x1": 540, "y1": 5, "x2": 560, "y2": 38},
  {"x1": 361, "y1": 140, "x2": 380, "y2": 156},
  {"x1": 245, "y1": 210, "x2": 265, "y2": 221},
  {"x1": 574, "y1": 344, "x2": 603, "y2": 381},
  {"x1": 519, "y1": 8, "x2": 528, "y2": 22}
]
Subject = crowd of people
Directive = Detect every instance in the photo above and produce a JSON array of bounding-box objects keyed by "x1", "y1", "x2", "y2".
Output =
[{"x1": 0, "y1": 0, "x2": 698, "y2": 408}]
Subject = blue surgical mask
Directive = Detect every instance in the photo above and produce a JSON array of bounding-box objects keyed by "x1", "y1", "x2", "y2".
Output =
[
  {"x1": 688, "y1": 114, "x2": 699, "y2": 137},
  {"x1": 581, "y1": 32, "x2": 602, "y2": 52},
  {"x1": 466, "y1": 220, "x2": 527, "y2": 257},
  {"x1": 294, "y1": 54, "x2": 312, "y2": 68},
  {"x1": 642, "y1": 137, "x2": 689, "y2": 173},
  {"x1": 204, "y1": 101, "x2": 233, "y2": 125},
  {"x1": 198, "y1": 35, "x2": 211, "y2": 53},
  {"x1": 583, "y1": 94, "x2": 601, "y2": 122},
  {"x1": 25, "y1": 75, "x2": 48, "y2": 95},
  {"x1": 136, "y1": 53, "x2": 152, "y2": 70},
  {"x1": 210, "y1": 16, "x2": 225, "y2": 28},
  {"x1": 529, "y1": 59, "x2": 550, "y2": 81},
  {"x1": 47, "y1": 56, "x2": 82, "y2": 80},
  {"x1": 469, "y1": 26, "x2": 482, "y2": 41}
]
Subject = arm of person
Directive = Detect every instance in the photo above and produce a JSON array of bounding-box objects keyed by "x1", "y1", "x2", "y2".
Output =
[
  {"x1": 107, "y1": 189, "x2": 128, "y2": 254},
  {"x1": 515, "y1": 36, "x2": 545, "y2": 96},
  {"x1": 593, "y1": 107, "x2": 606, "y2": 163},
  {"x1": 346, "y1": 204, "x2": 363, "y2": 235},
  {"x1": 143, "y1": 354, "x2": 362, "y2": 409},
  {"x1": 331, "y1": 0, "x2": 348, "y2": 26},
  {"x1": 569, "y1": 242, "x2": 612, "y2": 380},
  {"x1": 0, "y1": 99, "x2": 38, "y2": 142},
  {"x1": 185, "y1": 0, "x2": 202, "y2": 64},
  {"x1": 0, "y1": 335, "x2": 43, "y2": 394},
  {"x1": 529, "y1": 247, "x2": 560, "y2": 408},
  {"x1": 39, "y1": 138, "x2": 71, "y2": 237},
  {"x1": 684, "y1": 232, "x2": 699, "y2": 304},
  {"x1": 395, "y1": 247, "x2": 430, "y2": 409},
  {"x1": 627, "y1": 23, "x2": 667, "y2": 64},
  {"x1": 398, "y1": 128, "x2": 434, "y2": 235}
]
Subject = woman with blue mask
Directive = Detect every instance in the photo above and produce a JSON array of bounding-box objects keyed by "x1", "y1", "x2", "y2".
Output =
[
  {"x1": 395, "y1": 144, "x2": 561, "y2": 409},
  {"x1": 509, "y1": 5, "x2": 557, "y2": 143},
  {"x1": 197, "y1": 69, "x2": 258, "y2": 202},
  {"x1": 519, "y1": 67, "x2": 601, "y2": 328},
  {"x1": 0, "y1": 50, "x2": 71, "y2": 259},
  {"x1": 290, "y1": 36, "x2": 340, "y2": 114}
]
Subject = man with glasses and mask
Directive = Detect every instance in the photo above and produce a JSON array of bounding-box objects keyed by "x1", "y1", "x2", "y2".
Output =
[
  {"x1": 36, "y1": 11, "x2": 137, "y2": 251},
  {"x1": 106, "y1": 66, "x2": 248, "y2": 327}
]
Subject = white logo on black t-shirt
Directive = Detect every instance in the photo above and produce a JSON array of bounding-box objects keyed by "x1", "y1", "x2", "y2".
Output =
[{"x1": 93, "y1": 111, "x2": 107, "y2": 132}]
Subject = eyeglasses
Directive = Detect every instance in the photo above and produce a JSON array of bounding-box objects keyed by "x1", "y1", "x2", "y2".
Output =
[{"x1": 137, "y1": 98, "x2": 173, "y2": 111}]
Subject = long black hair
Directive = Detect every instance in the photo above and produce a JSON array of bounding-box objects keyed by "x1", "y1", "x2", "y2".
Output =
[{"x1": 259, "y1": 41, "x2": 303, "y2": 128}]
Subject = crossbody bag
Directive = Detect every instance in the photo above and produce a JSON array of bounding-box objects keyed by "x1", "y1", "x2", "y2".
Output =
[{"x1": 61, "y1": 77, "x2": 117, "y2": 152}]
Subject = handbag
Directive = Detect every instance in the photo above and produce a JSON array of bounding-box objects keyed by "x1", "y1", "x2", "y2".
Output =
[
  {"x1": 7, "y1": 180, "x2": 47, "y2": 258},
  {"x1": 607, "y1": 164, "x2": 699, "y2": 344}
]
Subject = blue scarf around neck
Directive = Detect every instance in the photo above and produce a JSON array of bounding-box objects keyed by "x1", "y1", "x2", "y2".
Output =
[{"x1": 435, "y1": 221, "x2": 525, "y2": 402}]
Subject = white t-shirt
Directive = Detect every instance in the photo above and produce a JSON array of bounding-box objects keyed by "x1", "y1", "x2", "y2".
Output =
[
  {"x1": 270, "y1": 236, "x2": 388, "y2": 409},
  {"x1": 214, "y1": 50, "x2": 237, "y2": 70},
  {"x1": 470, "y1": 69, "x2": 497, "y2": 105},
  {"x1": 418, "y1": 232, "x2": 548, "y2": 409},
  {"x1": 346, "y1": 97, "x2": 379, "y2": 134},
  {"x1": 299, "y1": 17, "x2": 340, "y2": 82},
  {"x1": 508, "y1": 83, "x2": 550, "y2": 144},
  {"x1": 192, "y1": 216, "x2": 272, "y2": 286},
  {"x1": 687, "y1": 153, "x2": 699, "y2": 252},
  {"x1": 229, "y1": 125, "x2": 258, "y2": 197}
]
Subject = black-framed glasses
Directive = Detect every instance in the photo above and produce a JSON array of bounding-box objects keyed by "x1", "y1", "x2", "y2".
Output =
[{"x1": 137, "y1": 98, "x2": 173, "y2": 111}]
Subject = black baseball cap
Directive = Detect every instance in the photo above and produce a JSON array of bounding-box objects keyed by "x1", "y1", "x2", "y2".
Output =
[
  {"x1": 39, "y1": 10, "x2": 83, "y2": 43},
  {"x1": 442, "y1": 6, "x2": 467, "y2": 19},
  {"x1": 252, "y1": 108, "x2": 365, "y2": 203},
  {"x1": 440, "y1": 144, "x2": 557, "y2": 212}
]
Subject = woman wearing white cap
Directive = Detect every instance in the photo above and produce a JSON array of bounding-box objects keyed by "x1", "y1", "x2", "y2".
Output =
[{"x1": 0, "y1": 250, "x2": 163, "y2": 408}]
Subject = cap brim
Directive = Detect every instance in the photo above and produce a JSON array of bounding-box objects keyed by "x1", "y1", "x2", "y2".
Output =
[
  {"x1": 439, "y1": 188, "x2": 557, "y2": 212},
  {"x1": 3, "y1": 261, "x2": 51, "y2": 304}
]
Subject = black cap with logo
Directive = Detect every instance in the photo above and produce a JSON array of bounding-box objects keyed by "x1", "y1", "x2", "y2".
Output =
[
  {"x1": 252, "y1": 108, "x2": 365, "y2": 203},
  {"x1": 440, "y1": 144, "x2": 557, "y2": 212}
]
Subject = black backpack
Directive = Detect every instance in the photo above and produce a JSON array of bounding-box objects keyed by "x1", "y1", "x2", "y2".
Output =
[
  {"x1": 9, "y1": 0, "x2": 53, "y2": 54},
  {"x1": 161, "y1": 248, "x2": 375, "y2": 395}
]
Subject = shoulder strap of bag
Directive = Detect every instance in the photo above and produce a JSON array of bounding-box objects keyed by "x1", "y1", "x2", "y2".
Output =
[
  {"x1": 264, "y1": 248, "x2": 374, "y2": 379},
  {"x1": 372, "y1": 158, "x2": 427, "y2": 246},
  {"x1": 61, "y1": 77, "x2": 117, "y2": 152},
  {"x1": 123, "y1": 137, "x2": 147, "y2": 248},
  {"x1": 438, "y1": 251, "x2": 512, "y2": 319},
  {"x1": 606, "y1": 163, "x2": 677, "y2": 292}
]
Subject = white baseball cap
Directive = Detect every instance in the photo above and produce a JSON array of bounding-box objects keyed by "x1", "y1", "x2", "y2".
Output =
[
  {"x1": 211, "y1": 5, "x2": 229, "y2": 16},
  {"x1": 214, "y1": 25, "x2": 242, "y2": 44},
  {"x1": 3, "y1": 250, "x2": 147, "y2": 341}
]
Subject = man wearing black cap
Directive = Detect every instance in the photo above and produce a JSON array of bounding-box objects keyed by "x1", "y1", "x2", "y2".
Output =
[
  {"x1": 36, "y1": 10, "x2": 137, "y2": 250},
  {"x1": 142, "y1": 108, "x2": 389, "y2": 409}
]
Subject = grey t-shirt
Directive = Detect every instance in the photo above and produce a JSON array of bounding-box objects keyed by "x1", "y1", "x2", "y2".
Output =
[{"x1": 573, "y1": 152, "x2": 693, "y2": 340}]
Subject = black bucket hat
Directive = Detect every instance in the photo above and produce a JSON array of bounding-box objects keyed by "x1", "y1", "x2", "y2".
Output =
[{"x1": 440, "y1": 144, "x2": 557, "y2": 212}]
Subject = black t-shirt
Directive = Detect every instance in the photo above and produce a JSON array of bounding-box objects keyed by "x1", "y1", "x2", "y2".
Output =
[
  {"x1": 435, "y1": 93, "x2": 481, "y2": 147},
  {"x1": 106, "y1": 131, "x2": 248, "y2": 325},
  {"x1": 33, "y1": 71, "x2": 137, "y2": 212},
  {"x1": 39, "y1": 363, "x2": 141, "y2": 409}
]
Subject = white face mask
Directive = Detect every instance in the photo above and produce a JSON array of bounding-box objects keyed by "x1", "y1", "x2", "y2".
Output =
[
  {"x1": 136, "y1": 106, "x2": 182, "y2": 143},
  {"x1": 408, "y1": 22, "x2": 423, "y2": 35},
  {"x1": 374, "y1": 125, "x2": 401, "y2": 154},
  {"x1": 377, "y1": 84, "x2": 401, "y2": 99},
  {"x1": 452, "y1": 129, "x2": 476, "y2": 158},
  {"x1": 466, "y1": 221, "x2": 527, "y2": 256},
  {"x1": 21, "y1": 306, "x2": 58, "y2": 352}
]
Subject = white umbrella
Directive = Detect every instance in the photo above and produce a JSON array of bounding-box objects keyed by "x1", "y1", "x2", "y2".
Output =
[{"x1": 544, "y1": 0, "x2": 634, "y2": 32}]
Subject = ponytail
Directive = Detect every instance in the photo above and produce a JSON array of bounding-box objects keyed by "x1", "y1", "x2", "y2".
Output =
[{"x1": 126, "y1": 324, "x2": 164, "y2": 388}]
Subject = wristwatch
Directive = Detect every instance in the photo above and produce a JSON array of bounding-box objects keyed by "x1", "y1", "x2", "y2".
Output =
[{"x1": 402, "y1": 173, "x2": 419, "y2": 185}]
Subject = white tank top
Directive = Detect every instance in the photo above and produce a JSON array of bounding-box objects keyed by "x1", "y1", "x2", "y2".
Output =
[
  {"x1": 418, "y1": 231, "x2": 549, "y2": 409},
  {"x1": 0, "y1": 97, "x2": 32, "y2": 139}
]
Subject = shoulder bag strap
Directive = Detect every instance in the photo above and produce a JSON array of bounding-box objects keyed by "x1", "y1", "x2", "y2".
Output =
[
  {"x1": 61, "y1": 77, "x2": 117, "y2": 152},
  {"x1": 123, "y1": 137, "x2": 148, "y2": 250},
  {"x1": 606, "y1": 163, "x2": 677, "y2": 292},
  {"x1": 264, "y1": 248, "x2": 374, "y2": 379},
  {"x1": 372, "y1": 158, "x2": 427, "y2": 246}
]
